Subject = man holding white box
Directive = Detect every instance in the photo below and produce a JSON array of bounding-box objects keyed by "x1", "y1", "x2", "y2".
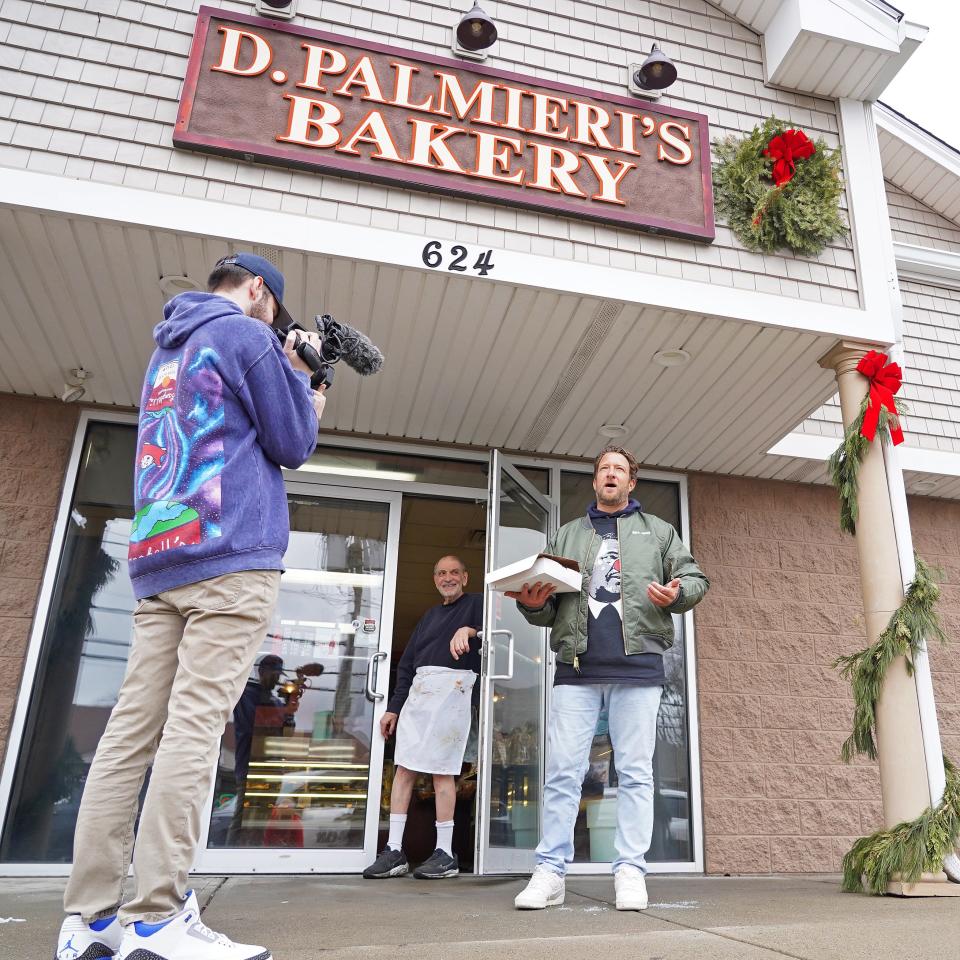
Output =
[{"x1": 508, "y1": 445, "x2": 708, "y2": 912}]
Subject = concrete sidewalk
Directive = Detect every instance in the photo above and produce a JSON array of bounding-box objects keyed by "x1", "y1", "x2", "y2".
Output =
[{"x1": 3, "y1": 874, "x2": 959, "y2": 959}]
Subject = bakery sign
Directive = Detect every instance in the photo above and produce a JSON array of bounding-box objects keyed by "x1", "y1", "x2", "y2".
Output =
[{"x1": 175, "y1": 7, "x2": 715, "y2": 241}]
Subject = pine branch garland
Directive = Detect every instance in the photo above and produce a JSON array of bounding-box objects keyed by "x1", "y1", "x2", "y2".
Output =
[
  {"x1": 825, "y1": 372, "x2": 960, "y2": 896},
  {"x1": 842, "y1": 758, "x2": 960, "y2": 894},
  {"x1": 834, "y1": 557, "x2": 945, "y2": 763},
  {"x1": 827, "y1": 395, "x2": 907, "y2": 536}
]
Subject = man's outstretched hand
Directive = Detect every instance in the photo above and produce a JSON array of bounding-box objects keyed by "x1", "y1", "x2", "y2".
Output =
[
  {"x1": 648, "y1": 578, "x2": 681, "y2": 608},
  {"x1": 505, "y1": 581, "x2": 557, "y2": 610}
]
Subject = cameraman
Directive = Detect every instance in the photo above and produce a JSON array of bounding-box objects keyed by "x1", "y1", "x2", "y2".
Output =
[{"x1": 56, "y1": 253, "x2": 322, "y2": 960}]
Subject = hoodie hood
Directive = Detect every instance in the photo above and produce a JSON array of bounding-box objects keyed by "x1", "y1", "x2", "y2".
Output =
[
  {"x1": 154, "y1": 291, "x2": 247, "y2": 349},
  {"x1": 588, "y1": 498, "x2": 642, "y2": 521}
]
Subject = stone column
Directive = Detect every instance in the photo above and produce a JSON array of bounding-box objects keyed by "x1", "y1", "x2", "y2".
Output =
[{"x1": 819, "y1": 341, "x2": 958, "y2": 895}]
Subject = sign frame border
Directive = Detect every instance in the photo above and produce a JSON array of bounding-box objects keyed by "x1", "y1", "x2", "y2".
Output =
[{"x1": 175, "y1": 6, "x2": 716, "y2": 242}]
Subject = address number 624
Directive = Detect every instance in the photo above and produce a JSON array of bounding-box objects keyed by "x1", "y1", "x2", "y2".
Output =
[{"x1": 421, "y1": 241, "x2": 495, "y2": 277}]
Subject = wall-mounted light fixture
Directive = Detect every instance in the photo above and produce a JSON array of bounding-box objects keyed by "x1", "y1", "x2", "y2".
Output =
[
  {"x1": 628, "y1": 44, "x2": 678, "y2": 100},
  {"x1": 453, "y1": 3, "x2": 498, "y2": 61},
  {"x1": 62, "y1": 367, "x2": 92, "y2": 403},
  {"x1": 255, "y1": 0, "x2": 296, "y2": 20}
]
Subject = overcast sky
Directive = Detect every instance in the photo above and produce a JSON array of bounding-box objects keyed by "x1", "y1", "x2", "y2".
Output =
[{"x1": 880, "y1": 2, "x2": 960, "y2": 151}]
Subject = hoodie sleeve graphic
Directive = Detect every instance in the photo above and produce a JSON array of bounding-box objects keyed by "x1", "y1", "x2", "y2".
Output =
[{"x1": 129, "y1": 349, "x2": 225, "y2": 560}]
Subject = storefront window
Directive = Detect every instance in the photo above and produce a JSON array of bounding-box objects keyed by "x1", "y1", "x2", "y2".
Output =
[
  {"x1": 559, "y1": 470, "x2": 693, "y2": 864},
  {"x1": 1, "y1": 422, "x2": 138, "y2": 863},
  {"x1": 304, "y1": 445, "x2": 550, "y2": 495}
]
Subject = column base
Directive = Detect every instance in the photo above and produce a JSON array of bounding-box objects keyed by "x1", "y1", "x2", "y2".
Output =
[{"x1": 887, "y1": 874, "x2": 960, "y2": 897}]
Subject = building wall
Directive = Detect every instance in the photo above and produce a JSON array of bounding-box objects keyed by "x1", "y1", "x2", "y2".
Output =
[
  {"x1": 690, "y1": 472, "x2": 960, "y2": 874},
  {"x1": 1, "y1": 398, "x2": 959, "y2": 871},
  {"x1": 886, "y1": 180, "x2": 960, "y2": 256},
  {"x1": 799, "y1": 278, "x2": 960, "y2": 454},
  {"x1": 0, "y1": 0, "x2": 859, "y2": 306},
  {"x1": 0, "y1": 395, "x2": 78, "y2": 767}
]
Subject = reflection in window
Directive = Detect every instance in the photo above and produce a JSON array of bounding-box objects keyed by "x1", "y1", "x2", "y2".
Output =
[
  {"x1": 1, "y1": 423, "x2": 138, "y2": 863},
  {"x1": 207, "y1": 497, "x2": 390, "y2": 850},
  {"x1": 559, "y1": 471, "x2": 693, "y2": 864}
]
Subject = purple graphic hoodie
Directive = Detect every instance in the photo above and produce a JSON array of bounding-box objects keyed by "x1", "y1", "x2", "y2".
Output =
[{"x1": 128, "y1": 291, "x2": 318, "y2": 599}]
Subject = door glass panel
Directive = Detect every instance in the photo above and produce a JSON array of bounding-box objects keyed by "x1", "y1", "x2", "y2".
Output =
[
  {"x1": 559, "y1": 470, "x2": 693, "y2": 863},
  {"x1": 484, "y1": 465, "x2": 549, "y2": 862},
  {"x1": 1, "y1": 421, "x2": 137, "y2": 863},
  {"x1": 207, "y1": 496, "x2": 389, "y2": 850}
]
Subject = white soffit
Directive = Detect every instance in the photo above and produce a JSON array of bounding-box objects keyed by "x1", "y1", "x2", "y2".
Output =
[
  {"x1": 711, "y1": 0, "x2": 926, "y2": 100},
  {"x1": 876, "y1": 103, "x2": 960, "y2": 226},
  {"x1": 0, "y1": 208, "x2": 841, "y2": 476},
  {"x1": 766, "y1": 432, "x2": 960, "y2": 500}
]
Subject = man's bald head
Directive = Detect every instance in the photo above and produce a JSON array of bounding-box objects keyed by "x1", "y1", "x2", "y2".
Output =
[{"x1": 434, "y1": 555, "x2": 469, "y2": 604}]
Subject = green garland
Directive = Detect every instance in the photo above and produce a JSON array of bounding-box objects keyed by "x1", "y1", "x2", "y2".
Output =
[
  {"x1": 827, "y1": 395, "x2": 908, "y2": 535},
  {"x1": 842, "y1": 759, "x2": 960, "y2": 894},
  {"x1": 827, "y1": 384, "x2": 959, "y2": 895},
  {"x1": 713, "y1": 116, "x2": 847, "y2": 256},
  {"x1": 834, "y1": 556, "x2": 945, "y2": 763}
]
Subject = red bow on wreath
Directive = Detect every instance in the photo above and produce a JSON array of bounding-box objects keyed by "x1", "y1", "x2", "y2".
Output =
[
  {"x1": 857, "y1": 350, "x2": 904, "y2": 445},
  {"x1": 764, "y1": 129, "x2": 815, "y2": 187}
]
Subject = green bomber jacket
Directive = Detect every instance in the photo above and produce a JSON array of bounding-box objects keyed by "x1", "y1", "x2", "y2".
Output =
[{"x1": 517, "y1": 510, "x2": 709, "y2": 667}]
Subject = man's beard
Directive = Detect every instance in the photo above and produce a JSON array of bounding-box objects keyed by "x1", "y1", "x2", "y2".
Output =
[
  {"x1": 249, "y1": 290, "x2": 275, "y2": 325},
  {"x1": 597, "y1": 486, "x2": 626, "y2": 505}
]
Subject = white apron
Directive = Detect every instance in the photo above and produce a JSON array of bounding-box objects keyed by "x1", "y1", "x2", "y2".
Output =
[{"x1": 394, "y1": 666, "x2": 477, "y2": 775}]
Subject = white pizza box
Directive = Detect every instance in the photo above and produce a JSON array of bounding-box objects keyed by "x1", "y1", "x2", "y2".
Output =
[{"x1": 485, "y1": 553, "x2": 582, "y2": 594}]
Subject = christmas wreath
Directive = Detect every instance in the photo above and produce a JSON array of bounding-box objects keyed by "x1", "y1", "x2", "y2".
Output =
[{"x1": 713, "y1": 117, "x2": 848, "y2": 257}]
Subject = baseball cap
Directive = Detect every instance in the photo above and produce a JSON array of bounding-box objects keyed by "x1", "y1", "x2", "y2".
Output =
[
  {"x1": 216, "y1": 253, "x2": 295, "y2": 330},
  {"x1": 257, "y1": 654, "x2": 285, "y2": 672}
]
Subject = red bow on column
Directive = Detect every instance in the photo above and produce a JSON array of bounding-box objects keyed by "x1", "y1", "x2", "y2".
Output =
[
  {"x1": 857, "y1": 350, "x2": 904, "y2": 445},
  {"x1": 764, "y1": 129, "x2": 815, "y2": 187}
]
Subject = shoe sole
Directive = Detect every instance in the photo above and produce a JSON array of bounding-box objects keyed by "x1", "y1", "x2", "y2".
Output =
[
  {"x1": 515, "y1": 892, "x2": 565, "y2": 910},
  {"x1": 363, "y1": 864, "x2": 410, "y2": 879},
  {"x1": 121, "y1": 951, "x2": 271, "y2": 960},
  {"x1": 56, "y1": 946, "x2": 116, "y2": 960},
  {"x1": 413, "y1": 868, "x2": 459, "y2": 879},
  {"x1": 616, "y1": 901, "x2": 648, "y2": 911}
]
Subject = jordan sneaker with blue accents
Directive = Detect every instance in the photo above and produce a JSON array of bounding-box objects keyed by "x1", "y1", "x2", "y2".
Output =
[
  {"x1": 115, "y1": 891, "x2": 270, "y2": 960},
  {"x1": 56, "y1": 913, "x2": 123, "y2": 960}
]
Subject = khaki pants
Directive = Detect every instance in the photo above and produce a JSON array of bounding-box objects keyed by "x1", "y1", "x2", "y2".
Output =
[{"x1": 64, "y1": 569, "x2": 281, "y2": 924}]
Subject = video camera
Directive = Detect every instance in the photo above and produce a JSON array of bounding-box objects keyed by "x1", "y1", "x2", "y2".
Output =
[
  {"x1": 277, "y1": 662, "x2": 325, "y2": 709},
  {"x1": 277, "y1": 314, "x2": 384, "y2": 391}
]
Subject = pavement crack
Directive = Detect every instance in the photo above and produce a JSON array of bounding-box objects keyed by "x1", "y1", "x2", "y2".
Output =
[{"x1": 198, "y1": 876, "x2": 228, "y2": 913}]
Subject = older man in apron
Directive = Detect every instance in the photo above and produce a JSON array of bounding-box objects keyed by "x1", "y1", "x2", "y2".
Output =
[{"x1": 364, "y1": 555, "x2": 482, "y2": 880}]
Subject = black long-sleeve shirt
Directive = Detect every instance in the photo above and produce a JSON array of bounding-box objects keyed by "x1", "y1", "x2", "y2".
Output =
[{"x1": 387, "y1": 593, "x2": 484, "y2": 714}]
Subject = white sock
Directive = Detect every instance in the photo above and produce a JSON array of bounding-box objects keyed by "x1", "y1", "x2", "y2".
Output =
[
  {"x1": 435, "y1": 820, "x2": 454, "y2": 856},
  {"x1": 387, "y1": 813, "x2": 407, "y2": 851}
]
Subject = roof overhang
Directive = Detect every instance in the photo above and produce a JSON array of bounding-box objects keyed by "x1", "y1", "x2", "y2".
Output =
[
  {"x1": 711, "y1": 0, "x2": 926, "y2": 99},
  {"x1": 876, "y1": 102, "x2": 960, "y2": 225}
]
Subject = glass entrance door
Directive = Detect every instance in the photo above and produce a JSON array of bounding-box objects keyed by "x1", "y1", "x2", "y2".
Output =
[
  {"x1": 197, "y1": 483, "x2": 400, "y2": 873},
  {"x1": 476, "y1": 452, "x2": 554, "y2": 873}
]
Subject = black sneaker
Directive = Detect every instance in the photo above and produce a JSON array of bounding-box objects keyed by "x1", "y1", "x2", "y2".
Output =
[
  {"x1": 413, "y1": 848, "x2": 459, "y2": 879},
  {"x1": 363, "y1": 847, "x2": 409, "y2": 879}
]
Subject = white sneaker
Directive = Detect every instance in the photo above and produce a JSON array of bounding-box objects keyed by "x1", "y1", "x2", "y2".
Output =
[
  {"x1": 57, "y1": 913, "x2": 123, "y2": 959},
  {"x1": 614, "y1": 865, "x2": 648, "y2": 910},
  {"x1": 514, "y1": 865, "x2": 565, "y2": 909},
  {"x1": 116, "y1": 891, "x2": 270, "y2": 960}
]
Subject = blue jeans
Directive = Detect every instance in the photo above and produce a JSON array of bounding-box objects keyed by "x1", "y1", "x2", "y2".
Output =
[{"x1": 536, "y1": 683, "x2": 662, "y2": 876}]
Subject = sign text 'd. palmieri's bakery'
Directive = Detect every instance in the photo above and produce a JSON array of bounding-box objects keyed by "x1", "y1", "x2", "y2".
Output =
[{"x1": 176, "y1": 7, "x2": 714, "y2": 240}]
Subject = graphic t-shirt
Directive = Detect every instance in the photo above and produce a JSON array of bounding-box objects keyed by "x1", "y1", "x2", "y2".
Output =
[{"x1": 554, "y1": 500, "x2": 666, "y2": 687}]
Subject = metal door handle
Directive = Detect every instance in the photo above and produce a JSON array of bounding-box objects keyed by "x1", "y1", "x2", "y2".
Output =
[
  {"x1": 366, "y1": 650, "x2": 387, "y2": 702},
  {"x1": 478, "y1": 628, "x2": 514, "y2": 681}
]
